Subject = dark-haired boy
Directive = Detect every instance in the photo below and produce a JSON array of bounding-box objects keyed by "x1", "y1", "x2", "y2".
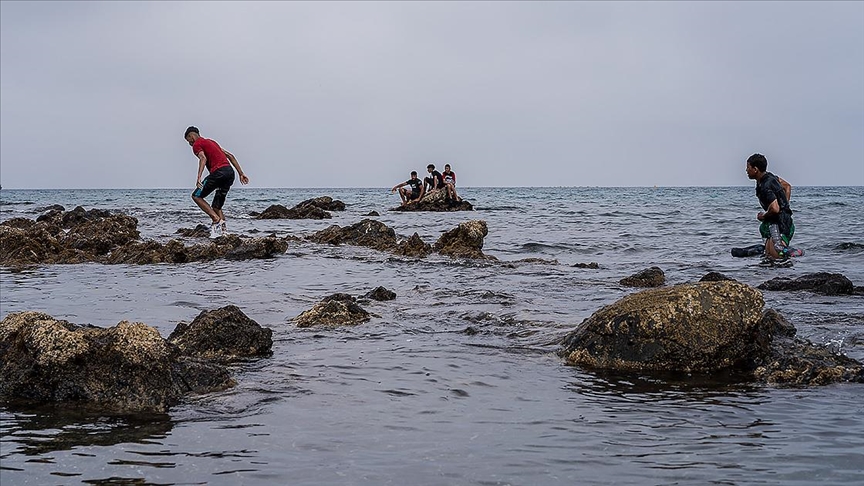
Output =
[
  {"x1": 745, "y1": 153, "x2": 795, "y2": 260},
  {"x1": 184, "y1": 126, "x2": 249, "y2": 238},
  {"x1": 424, "y1": 164, "x2": 444, "y2": 193},
  {"x1": 392, "y1": 171, "x2": 425, "y2": 206}
]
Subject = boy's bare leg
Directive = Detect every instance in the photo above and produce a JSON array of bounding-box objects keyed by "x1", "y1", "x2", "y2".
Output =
[{"x1": 193, "y1": 196, "x2": 220, "y2": 223}]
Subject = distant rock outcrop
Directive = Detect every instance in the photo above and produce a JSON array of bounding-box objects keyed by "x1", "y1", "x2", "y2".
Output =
[
  {"x1": 252, "y1": 196, "x2": 346, "y2": 220},
  {"x1": 361, "y1": 286, "x2": 397, "y2": 302},
  {"x1": 391, "y1": 189, "x2": 473, "y2": 212},
  {"x1": 559, "y1": 281, "x2": 863, "y2": 385}
]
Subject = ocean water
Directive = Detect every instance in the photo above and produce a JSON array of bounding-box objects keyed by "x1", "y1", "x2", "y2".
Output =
[{"x1": 0, "y1": 186, "x2": 862, "y2": 486}]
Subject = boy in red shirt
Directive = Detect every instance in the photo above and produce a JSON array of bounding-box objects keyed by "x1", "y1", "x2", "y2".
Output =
[{"x1": 184, "y1": 126, "x2": 249, "y2": 238}]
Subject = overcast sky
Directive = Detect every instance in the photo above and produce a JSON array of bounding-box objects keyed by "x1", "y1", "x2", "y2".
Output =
[{"x1": 1, "y1": 1, "x2": 862, "y2": 189}]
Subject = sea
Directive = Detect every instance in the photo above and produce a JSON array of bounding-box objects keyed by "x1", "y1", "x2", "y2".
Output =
[{"x1": 0, "y1": 186, "x2": 863, "y2": 486}]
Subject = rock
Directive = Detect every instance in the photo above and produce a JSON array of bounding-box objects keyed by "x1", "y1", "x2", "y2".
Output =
[
  {"x1": 433, "y1": 220, "x2": 495, "y2": 260},
  {"x1": 362, "y1": 286, "x2": 396, "y2": 301},
  {"x1": 224, "y1": 236, "x2": 290, "y2": 260},
  {"x1": 560, "y1": 282, "x2": 767, "y2": 373},
  {"x1": 35, "y1": 204, "x2": 65, "y2": 213},
  {"x1": 254, "y1": 197, "x2": 345, "y2": 220},
  {"x1": 0, "y1": 311, "x2": 234, "y2": 412},
  {"x1": 61, "y1": 214, "x2": 140, "y2": 255},
  {"x1": 620, "y1": 266, "x2": 665, "y2": 287},
  {"x1": 758, "y1": 272, "x2": 854, "y2": 295},
  {"x1": 167, "y1": 305, "x2": 272, "y2": 362},
  {"x1": 754, "y1": 337, "x2": 864, "y2": 385},
  {"x1": 761, "y1": 308, "x2": 796, "y2": 338},
  {"x1": 299, "y1": 196, "x2": 346, "y2": 211},
  {"x1": 176, "y1": 224, "x2": 211, "y2": 238},
  {"x1": 307, "y1": 219, "x2": 398, "y2": 252},
  {"x1": 572, "y1": 262, "x2": 600, "y2": 269},
  {"x1": 559, "y1": 282, "x2": 864, "y2": 385},
  {"x1": 394, "y1": 233, "x2": 432, "y2": 258},
  {"x1": 391, "y1": 189, "x2": 473, "y2": 212},
  {"x1": 514, "y1": 258, "x2": 558, "y2": 265},
  {"x1": 364, "y1": 211, "x2": 380, "y2": 217},
  {"x1": 700, "y1": 272, "x2": 737, "y2": 282},
  {"x1": 294, "y1": 293, "x2": 371, "y2": 328}
]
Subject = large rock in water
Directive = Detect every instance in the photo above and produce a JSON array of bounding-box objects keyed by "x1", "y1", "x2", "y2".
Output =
[
  {"x1": 167, "y1": 305, "x2": 273, "y2": 362},
  {"x1": 433, "y1": 220, "x2": 495, "y2": 260},
  {"x1": 561, "y1": 282, "x2": 766, "y2": 373},
  {"x1": 391, "y1": 189, "x2": 473, "y2": 212},
  {"x1": 559, "y1": 282, "x2": 864, "y2": 385},
  {"x1": 0, "y1": 312, "x2": 234, "y2": 412}
]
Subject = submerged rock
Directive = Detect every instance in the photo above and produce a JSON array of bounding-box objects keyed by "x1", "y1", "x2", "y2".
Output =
[
  {"x1": 391, "y1": 189, "x2": 473, "y2": 212},
  {"x1": 700, "y1": 272, "x2": 737, "y2": 282},
  {"x1": 0, "y1": 311, "x2": 235, "y2": 412},
  {"x1": 559, "y1": 281, "x2": 863, "y2": 385},
  {"x1": 572, "y1": 262, "x2": 600, "y2": 269},
  {"x1": 619, "y1": 266, "x2": 665, "y2": 287},
  {"x1": 758, "y1": 272, "x2": 854, "y2": 295},
  {"x1": 167, "y1": 305, "x2": 272, "y2": 362},
  {"x1": 294, "y1": 293, "x2": 371, "y2": 328},
  {"x1": 362, "y1": 286, "x2": 397, "y2": 301},
  {"x1": 433, "y1": 220, "x2": 495, "y2": 260}
]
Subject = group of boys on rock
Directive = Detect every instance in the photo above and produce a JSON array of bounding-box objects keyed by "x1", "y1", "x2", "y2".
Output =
[
  {"x1": 391, "y1": 163, "x2": 461, "y2": 207},
  {"x1": 181, "y1": 125, "x2": 798, "y2": 262}
]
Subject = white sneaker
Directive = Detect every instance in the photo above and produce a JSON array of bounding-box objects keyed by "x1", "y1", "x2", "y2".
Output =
[
  {"x1": 219, "y1": 220, "x2": 227, "y2": 235},
  {"x1": 209, "y1": 222, "x2": 222, "y2": 239}
]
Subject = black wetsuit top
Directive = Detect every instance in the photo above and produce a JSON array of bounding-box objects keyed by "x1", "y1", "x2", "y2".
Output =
[{"x1": 756, "y1": 171, "x2": 793, "y2": 233}]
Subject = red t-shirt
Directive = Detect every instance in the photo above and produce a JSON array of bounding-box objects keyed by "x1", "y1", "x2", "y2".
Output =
[{"x1": 192, "y1": 137, "x2": 230, "y2": 173}]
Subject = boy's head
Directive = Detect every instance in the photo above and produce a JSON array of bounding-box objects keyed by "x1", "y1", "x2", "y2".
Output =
[
  {"x1": 410, "y1": 171, "x2": 418, "y2": 178},
  {"x1": 427, "y1": 164, "x2": 435, "y2": 172},
  {"x1": 746, "y1": 153, "x2": 767, "y2": 179},
  {"x1": 444, "y1": 164, "x2": 451, "y2": 171},
  {"x1": 184, "y1": 126, "x2": 200, "y2": 145}
]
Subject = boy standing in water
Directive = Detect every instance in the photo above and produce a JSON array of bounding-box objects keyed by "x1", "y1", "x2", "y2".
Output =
[
  {"x1": 184, "y1": 126, "x2": 249, "y2": 238},
  {"x1": 745, "y1": 153, "x2": 795, "y2": 260}
]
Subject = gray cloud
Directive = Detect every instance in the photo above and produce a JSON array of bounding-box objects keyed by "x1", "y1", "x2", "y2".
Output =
[{"x1": 1, "y1": 1, "x2": 862, "y2": 189}]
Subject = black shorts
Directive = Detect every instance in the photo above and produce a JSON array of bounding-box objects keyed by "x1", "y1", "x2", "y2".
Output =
[
  {"x1": 192, "y1": 166, "x2": 235, "y2": 210},
  {"x1": 409, "y1": 189, "x2": 421, "y2": 201}
]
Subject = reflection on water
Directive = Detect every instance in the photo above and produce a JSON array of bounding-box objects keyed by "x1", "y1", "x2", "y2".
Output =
[{"x1": 1, "y1": 187, "x2": 863, "y2": 485}]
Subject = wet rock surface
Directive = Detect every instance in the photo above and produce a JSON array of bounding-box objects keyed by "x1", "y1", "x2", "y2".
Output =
[
  {"x1": 559, "y1": 282, "x2": 863, "y2": 385},
  {"x1": 0, "y1": 208, "x2": 293, "y2": 266},
  {"x1": 394, "y1": 233, "x2": 432, "y2": 258},
  {"x1": 758, "y1": 272, "x2": 855, "y2": 295},
  {"x1": 619, "y1": 266, "x2": 666, "y2": 287},
  {"x1": 391, "y1": 189, "x2": 473, "y2": 212},
  {"x1": 294, "y1": 293, "x2": 371, "y2": 328},
  {"x1": 167, "y1": 305, "x2": 273, "y2": 362},
  {"x1": 0, "y1": 311, "x2": 246, "y2": 412},
  {"x1": 307, "y1": 219, "x2": 399, "y2": 252},
  {"x1": 433, "y1": 220, "x2": 495, "y2": 260}
]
